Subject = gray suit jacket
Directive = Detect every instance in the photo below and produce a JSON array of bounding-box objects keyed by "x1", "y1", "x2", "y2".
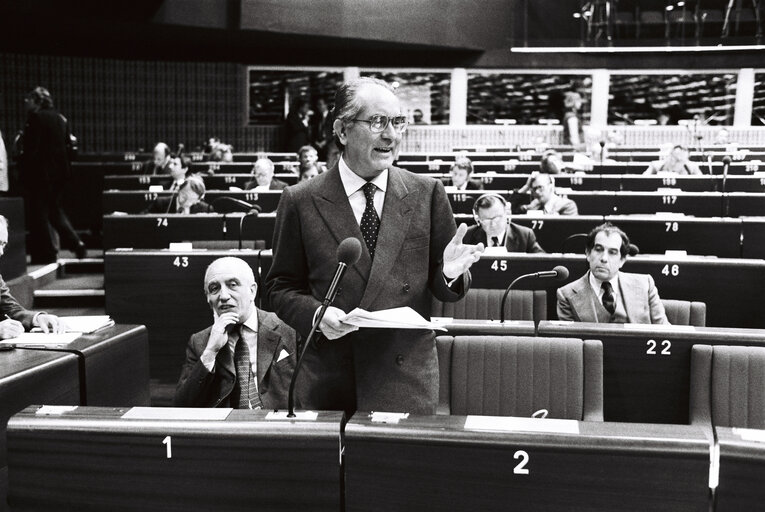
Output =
[
  {"x1": 265, "y1": 164, "x2": 469, "y2": 414},
  {"x1": 556, "y1": 271, "x2": 669, "y2": 324},
  {"x1": 174, "y1": 309, "x2": 298, "y2": 409}
]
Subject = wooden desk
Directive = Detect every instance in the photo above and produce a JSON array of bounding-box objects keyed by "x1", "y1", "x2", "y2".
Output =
[
  {"x1": 537, "y1": 321, "x2": 765, "y2": 424},
  {"x1": 104, "y1": 173, "x2": 298, "y2": 191},
  {"x1": 103, "y1": 190, "x2": 283, "y2": 214},
  {"x1": 741, "y1": 217, "x2": 765, "y2": 258},
  {"x1": 715, "y1": 427, "x2": 765, "y2": 511},
  {"x1": 102, "y1": 214, "x2": 276, "y2": 250},
  {"x1": 13, "y1": 325, "x2": 150, "y2": 407},
  {"x1": 104, "y1": 250, "x2": 263, "y2": 382},
  {"x1": 7, "y1": 407, "x2": 343, "y2": 512},
  {"x1": 345, "y1": 414, "x2": 711, "y2": 512}
]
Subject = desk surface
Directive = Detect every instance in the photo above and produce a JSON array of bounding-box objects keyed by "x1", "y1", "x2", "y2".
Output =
[
  {"x1": 345, "y1": 414, "x2": 711, "y2": 512},
  {"x1": 7, "y1": 407, "x2": 343, "y2": 512},
  {"x1": 715, "y1": 427, "x2": 765, "y2": 511}
]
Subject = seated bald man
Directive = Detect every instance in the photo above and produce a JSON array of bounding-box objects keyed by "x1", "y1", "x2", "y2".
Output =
[
  {"x1": 557, "y1": 223, "x2": 669, "y2": 324},
  {"x1": 174, "y1": 257, "x2": 299, "y2": 409}
]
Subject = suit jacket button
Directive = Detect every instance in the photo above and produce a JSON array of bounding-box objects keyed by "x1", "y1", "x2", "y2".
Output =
[
  {"x1": 395, "y1": 354, "x2": 404, "y2": 365},
  {"x1": 337, "y1": 287, "x2": 342, "y2": 295},
  {"x1": 403, "y1": 283, "x2": 410, "y2": 292}
]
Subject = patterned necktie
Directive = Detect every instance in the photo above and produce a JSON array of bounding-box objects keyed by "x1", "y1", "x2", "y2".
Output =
[
  {"x1": 491, "y1": 236, "x2": 500, "y2": 247},
  {"x1": 360, "y1": 182, "x2": 380, "y2": 258},
  {"x1": 233, "y1": 330, "x2": 262, "y2": 410},
  {"x1": 601, "y1": 281, "x2": 616, "y2": 315}
]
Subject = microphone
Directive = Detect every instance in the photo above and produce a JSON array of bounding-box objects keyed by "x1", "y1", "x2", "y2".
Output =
[
  {"x1": 500, "y1": 266, "x2": 569, "y2": 323},
  {"x1": 628, "y1": 243, "x2": 640, "y2": 257},
  {"x1": 562, "y1": 233, "x2": 587, "y2": 253},
  {"x1": 238, "y1": 205, "x2": 262, "y2": 250},
  {"x1": 209, "y1": 196, "x2": 261, "y2": 214},
  {"x1": 722, "y1": 155, "x2": 732, "y2": 215},
  {"x1": 287, "y1": 237, "x2": 363, "y2": 417}
]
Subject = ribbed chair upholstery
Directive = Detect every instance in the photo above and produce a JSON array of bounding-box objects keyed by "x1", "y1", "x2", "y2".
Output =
[
  {"x1": 436, "y1": 335, "x2": 603, "y2": 421},
  {"x1": 690, "y1": 344, "x2": 765, "y2": 429},
  {"x1": 662, "y1": 299, "x2": 706, "y2": 327},
  {"x1": 431, "y1": 288, "x2": 546, "y2": 323}
]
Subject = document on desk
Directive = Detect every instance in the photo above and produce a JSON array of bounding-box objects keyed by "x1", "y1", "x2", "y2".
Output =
[
  {"x1": 464, "y1": 415, "x2": 580, "y2": 434},
  {"x1": 122, "y1": 407, "x2": 233, "y2": 421},
  {"x1": 340, "y1": 307, "x2": 447, "y2": 331},
  {"x1": 1, "y1": 332, "x2": 83, "y2": 347},
  {"x1": 59, "y1": 315, "x2": 115, "y2": 334}
]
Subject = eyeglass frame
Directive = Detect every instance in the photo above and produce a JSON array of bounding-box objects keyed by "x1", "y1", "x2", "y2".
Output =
[{"x1": 348, "y1": 114, "x2": 409, "y2": 134}]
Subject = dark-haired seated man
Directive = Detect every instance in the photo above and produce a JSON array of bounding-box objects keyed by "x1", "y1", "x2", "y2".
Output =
[
  {"x1": 557, "y1": 223, "x2": 669, "y2": 324},
  {"x1": 464, "y1": 194, "x2": 544, "y2": 253},
  {"x1": 445, "y1": 158, "x2": 483, "y2": 191},
  {"x1": 146, "y1": 175, "x2": 209, "y2": 214},
  {"x1": 175, "y1": 257, "x2": 298, "y2": 408}
]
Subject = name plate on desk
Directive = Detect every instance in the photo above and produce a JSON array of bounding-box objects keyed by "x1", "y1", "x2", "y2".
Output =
[
  {"x1": 464, "y1": 415, "x2": 580, "y2": 434},
  {"x1": 265, "y1": 410, "x2": 319, "y2": 421},
  {"x1": 121, "y1": 407, "x2": 232, "y2": 421}
]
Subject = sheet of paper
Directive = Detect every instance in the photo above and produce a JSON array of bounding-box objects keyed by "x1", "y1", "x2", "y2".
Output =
[
  {"x1": 265, "y1": 411, "x2": 319, "y2": 421},
  {"x1": 371, "y1": 412, "x2": 409, "y2": 424},
  {"x1": 4, "y1": 332, "x2": 83, "y2": 346},
  {"x1": 36, "y1": 405, "x2": 78, "y2": 415},
  {"x1": 59, "y1": 316, "x2": 115, "y2": 334},
  {"x1": 733, "y1": 427, "x2": 765, "y2": 443},
  {"x1": 122, "y1": 407, "x2": 232, "y2": 421},
  {"x1": 464, "y1": 415, "x2": 580, "y2": 434},
  {"x1": 340, "y1": 307, "x2": 446, "y2": 331}
]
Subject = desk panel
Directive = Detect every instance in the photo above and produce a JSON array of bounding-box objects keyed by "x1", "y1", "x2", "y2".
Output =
[
  {"x1": 741, "y1": 217, "x2": 765, "y2": 258},
  {"x1": 512, "y1": 216, "x2": 604, "y2": 253},
  {"x1": 345, "y1": 414, "x2": 710, "y2": 512},
  {"x1": 104, "y1": 174, "x2": 298, "y2": 191},
  {"x1": 7, "y1": 407, "x2": 343, "y2": 512},
  {"x1": 727, "y1": 192, "x2": 765, "y2": 216},
  {"x1": 616, "y1": 175, "x2": 720, "y2": 192},
  {"x1": 103, "y1": 190, "x2": 282, "y2": 214},
  {"x1": 716, "y1": 427, "x2": 765, "y2": 511},
  {"x1": 104, "y1": 250, "x2": 263, "y2": 382}
]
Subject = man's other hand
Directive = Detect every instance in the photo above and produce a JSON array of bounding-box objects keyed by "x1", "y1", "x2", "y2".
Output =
[
  {"x1": 443, "y1": 223, "x2": 485, "y2": 279},
  {"x1": 0, "y1": 318, "x2": 24, "y2": 339},
  {"x1": 320, "y1": 306, "x2": 359, "y2": 340}
]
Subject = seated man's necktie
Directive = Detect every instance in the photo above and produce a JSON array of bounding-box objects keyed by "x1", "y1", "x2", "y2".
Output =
[
  {"x1": 233, "y1": 328, "x2": 262, "y2": 410},
  {"x1": 601, "y1": 281, "x2": 616, "y2": 315}
]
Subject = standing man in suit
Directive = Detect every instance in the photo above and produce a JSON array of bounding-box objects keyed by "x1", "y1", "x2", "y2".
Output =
[
  {"x1": 312, "y1": 98, "x2": 334, "y2": 161},
  {"x1": 266, "y1": 77, "x2": 484, "y2": 415},
  {"x1": 0, "y1": 215, "x2": 63, "y2": 337},
  {"x1": 20, "y1": 86, "x2": 87, "y2": 263},
  {"x1": 284, "y1": 98, "x2": 311, "y2": 153},
  {"x1": 244, "y1": 158, "x2": 288, "y2": 191},
  {"x1": 175, "y1": 257, "x2": 298, "y2": 408},
  {"x1": 464, "y1": 194, "x2": 544, "y2": 253},
  {"x1": 557, "y1": 223, "x2": 669, "y2": 324}
]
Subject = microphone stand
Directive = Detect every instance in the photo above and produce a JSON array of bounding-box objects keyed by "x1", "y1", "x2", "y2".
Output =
[
  {"x1": 500, "y1": 274, "x2": 531, "y2": 324},
  {"x1": 238, "y1": 210, "x2": 260, "y2": 250}
]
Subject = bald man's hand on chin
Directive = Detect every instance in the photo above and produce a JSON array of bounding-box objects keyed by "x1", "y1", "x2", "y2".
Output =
[{"x1": 442, "y1": 223, "x2": 485, "y2": 280}]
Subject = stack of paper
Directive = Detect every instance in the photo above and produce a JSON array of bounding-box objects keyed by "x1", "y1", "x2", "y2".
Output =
[
  {"x1": 340, "y1": 307, "x2": 446, "y2": 331},
  {"x1": 61, "y1": 316, "x2": 115, "y2": 334}
]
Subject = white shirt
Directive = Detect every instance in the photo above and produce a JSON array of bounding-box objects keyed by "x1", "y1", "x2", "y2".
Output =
[
  {"x1": 589, "y1": 271, "x2": 620, "y2": 305},
  {"x1": 201, "y1": 307, "x2": 259, "y2": 373},
  {"x1": 338, "y1": 156, "x2": 387, "y2": 224}
]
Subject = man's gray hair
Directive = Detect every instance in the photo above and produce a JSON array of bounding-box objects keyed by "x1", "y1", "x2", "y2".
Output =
[
  {"x1": 332, "y1": 77, "x2": 395, "y2": 151},
  {"x1": 0, "y1": 215, "x2": 8, "y2": 230},
  {"x1": 204, "y1": 257, "x2": 256, "y2": 288}
]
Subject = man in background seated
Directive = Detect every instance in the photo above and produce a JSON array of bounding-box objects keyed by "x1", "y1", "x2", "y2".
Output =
[
  {"x1": 167, "y1": 154, "x2": 189, "y2": 192},
  {"x1": 445, "y1": 158, "x2": 482, "y2": 190},
  {"x1": 244, "y1": 158, "x2": 288, "y2": 191},
  {"x1": 520, "y1": 173, "x2": 578, "y2": 215},
  {"x1": 299, "y1": 162, "x2": 321, "y2": 182},
  {"x1": 0, "y1": 215, "x2": 63, "y2": 337},
  {"x1": 557, "y1": 223, "x2": 669, "y2": 324},
  {"x1": 175, "y1": 257, "x2": 298, "y2": 408},
  {"x1": 146, "y1": 175, "x2": 209, "y2": 214},
  {"x1": 464, "y1": 194, "x2": 544, "y2": 253},
  {"x1": 644, "y1": 144, "x2": 702, "y2": 175},
  {"x1": 205, "y1": 137, "x2": 233, "y2": 162},
  {"x1": 141, "y1": 142, "x2": 172, "y2": 175}
]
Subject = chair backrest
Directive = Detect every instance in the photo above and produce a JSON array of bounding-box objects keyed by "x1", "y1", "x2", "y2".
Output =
[
  {"x1": 662, "y1": 299, "x2": 706, "y2": 327},
  {"x1": 690, "y1": 344, "x2": 765, "y2": 428},
  {"x1": 436, "y1": 335, "x2": 603, "y2": 421},
  {"x1": 431, "y1": 288, "x2": 546, "y2": 323}
]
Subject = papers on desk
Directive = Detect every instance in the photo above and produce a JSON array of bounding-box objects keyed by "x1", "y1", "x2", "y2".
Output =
[
  {"x1": 733, "y1": 427, "x2": 765, "y2": 443},
  {"x1": 122, "y1": 407, "x2": 233, "y2": 421},
  {"x1": 464, "y1": 415, "x2": 580, "y2": 434},
  {"x1": 340, "y1": 307, "x2": 447, "y2": 331},
  {"x1": 60, "y1": 315, "x2": 115, "y2": 334},
  {"x1": 1, "y1": 332, "x2": 83, "y2": 347},
  {"x1": 36, "y1": 405, "x2": 78, "y2": 415}
]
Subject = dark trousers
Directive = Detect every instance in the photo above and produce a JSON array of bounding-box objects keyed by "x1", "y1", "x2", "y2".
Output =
[{"x1": 26, "y1": 183, "x2": 81, "y2": 264}]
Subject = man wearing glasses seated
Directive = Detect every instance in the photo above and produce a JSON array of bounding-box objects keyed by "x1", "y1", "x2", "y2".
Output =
[
  {"x1": 519, "y1": 172, "x2": 579, "y2": 215},
  {"x1": 266, "y1": 77, "x2": 484, "y2": 415},
  {"x1": 464, "y1": 193, "x2": 544, "y2": 253}
]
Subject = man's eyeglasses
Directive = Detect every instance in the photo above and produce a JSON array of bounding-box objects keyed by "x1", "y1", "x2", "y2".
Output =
[{"x1": 350, "y1": 114, "x2": 408, "y2": 134}]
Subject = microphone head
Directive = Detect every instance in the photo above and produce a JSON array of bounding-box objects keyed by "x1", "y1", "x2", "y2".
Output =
[
  {"x1": 722, "y1": 156, "x2": 732, "y2": 165},
  {"x1": 628, "y1": 243, "x2": 640, "y2": 257},
  {"x1": 552, "y1": 265, "x2": 569, "y2": 280},
  {"x1": 337, "y1": 237, "x2": 363, "y2": 265}
]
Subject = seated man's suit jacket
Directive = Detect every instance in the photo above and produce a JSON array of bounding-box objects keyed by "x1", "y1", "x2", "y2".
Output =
[
  {"x1": 174, "y1": 309, "x2": 298, "y2": 409},
  {"x1": 244, "y1": 178, "x2": 288, "y2": 191},
  {"x1": 556, "y1": 271, "x2": 669, "y2": 324},
  {"x1": 0, "y1": 273, "x2": 35, "y2": 329},
  {"x1": 463, "y1": 223, "x2": 544, "y2": 253},
  {"x1": 266, "y1": 164, "x2": 470, "y2": 414}
]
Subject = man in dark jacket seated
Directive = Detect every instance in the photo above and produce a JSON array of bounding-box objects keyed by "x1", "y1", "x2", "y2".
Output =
[
  {"x1": 145, "y1": 175, "x2": 210, "y2": 214},
  {"x1": 464, "y1": 193, "x2": 544, "y2": 253}
]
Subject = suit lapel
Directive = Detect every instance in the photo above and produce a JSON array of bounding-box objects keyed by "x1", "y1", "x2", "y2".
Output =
[
  {"x1": 313, "y1": 165, "x2": 372, "y2": 282},
  {"x1": 569, "y1": 274, "x2": 596, "y2": 322},
  {"x1": 215, "y1": 333, "x2": 236, "y2": 393},
  {"x1": 359, "y1": 167, "x2": 414, "y2": 309},
  {"x1": 256, "y1": 310, "x2": 279, "y2": 390},
  {"x1": 619, "y1": 273, "x2": 638, "y2": 322}
]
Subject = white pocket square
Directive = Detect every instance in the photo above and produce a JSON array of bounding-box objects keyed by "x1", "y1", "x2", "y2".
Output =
[{"x1": 277, "y1": 349, "x2": 290, "y2": 362}]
